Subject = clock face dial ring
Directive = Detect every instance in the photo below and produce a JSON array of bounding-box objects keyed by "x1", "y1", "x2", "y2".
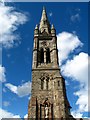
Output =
[{"x1": 41, "y1": 40, "x2": 47, "y2": 46}]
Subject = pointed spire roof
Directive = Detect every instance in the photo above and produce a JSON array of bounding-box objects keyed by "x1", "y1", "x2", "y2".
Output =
[
  {"x1": 41, "y1": 6, "x2": 47, "y2": 21},
  {"x1": 39, "y1": 7, "x2": 51, "y2": 34}
]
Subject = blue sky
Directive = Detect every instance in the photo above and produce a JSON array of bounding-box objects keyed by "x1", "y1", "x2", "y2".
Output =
[{"x1": 0, "y1": 2, "x2": 89, "y2": 119}]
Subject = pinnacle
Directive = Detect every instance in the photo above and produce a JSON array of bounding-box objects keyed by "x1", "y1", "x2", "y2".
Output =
[
  {"x1": 51, "y1": 24, "x2": 55, "y2": 29},
  {"x1": 35, "y1": 24, "x2": 38, "y2": 29}
]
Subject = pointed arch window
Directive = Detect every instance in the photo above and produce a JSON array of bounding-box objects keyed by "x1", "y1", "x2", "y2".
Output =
[
  {"x1": 41, "y1": 80, "x2": 44, "y2": 90},
  {"x1": 40, "y1": 48, "x2": 44, "y2": 63},
  {"x1": 41, "y1": 76, "x2": 49, "y2": 90},
  {"x1": 46, "y1": 80, "x2": 48, "y2": 90},
  {"x1": 43, "y1": 20, "x2": 46, "y2": 25},
  {"x1": 46, "y1": 48, "x2": 50, "y2": 64},
  {"x1": 58, "y1": 81, "x2": 60, "y2": 86}
]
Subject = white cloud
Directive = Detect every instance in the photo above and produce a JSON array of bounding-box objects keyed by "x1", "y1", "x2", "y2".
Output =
[
  {"x1": 71, "y1": 13, "x2": 80, "y2": 22},
  {"x1": 74, "y1": 88, "x2": 88, "y2": 113},
  {"x1": 5, "y1": 83, "x2": 17, "y2": 94},
  {"x1": 0, "y1": 108, "x2": 21, "y2": 119},
  {"x1": 3, "y1": 87, "x2": 6, "y2": 92},
  {"x1": 61, "y1": 52, "x2": 88, "y2": 86},
  {"x1": 71, "y1": 110, "x2": 83, "y2": 118},
  {"x1": 0, "y1": 0, "x2": 4, "y2": 5},
  {"x1": 89, "y1": 88, "x2": 90, "y2": 112},
  {"x1": 71, "y1": 85, "x2": 88, "y2": 118},
  {"x1": 61, "y1": 52, "x2": 89, "y2": 117},
  {"x1": 24, "y1": 114, "x2": 28, "y2": 119},
  {"x1": 5, "y1": 81, "x2": 31, "y2": 97},
  {"x1": 0, "y1": 65, "x2": 6, "y2": 82},
  {"x1": 65, "y1": 80, "x2": 69, "y2": 86},
  {"x1": 57, "y1": 32, "x2": 83, "y2": 65},
  {"x1": 0, "y1": 4, "x2": 28, "y2": 48},
  {"x1": 49, "y1": 12, "x2": 53, "y2": 17},
  {"x1": 57, "y1": 31, "x2": 89, "y2": 117},
  {"x1": 28, "y1": 96, "x2": 31, "y2": 100},
  {"x1": 3, "y1": 101, "x2": 10, "y2": 107}
]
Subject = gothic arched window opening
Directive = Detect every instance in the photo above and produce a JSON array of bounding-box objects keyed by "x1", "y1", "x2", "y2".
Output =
[
  {"x1": 46, "y1": 48, "x2": 50, "y2": 64},
  {"x1": 44, "y1": 20, "x2": 46, "y2": 25},
  {"x1": 58, "y1": 81, "x2": 60, "y2": 86},
  {"x1": 41, "y1": 80, "x2": 44, "y2": 90},
  {"x1": 55, "y1": 95, "x2": 56, "y2": 99},
  {"x1": 40, "y1": 48, "x2": 44, "y2": 63},
  {"x1": 46, "y1": 80, "x2": 49, "y2": 90},
  {"x1": 41, "y1": 76, "x2": 49, "y2": 90}
]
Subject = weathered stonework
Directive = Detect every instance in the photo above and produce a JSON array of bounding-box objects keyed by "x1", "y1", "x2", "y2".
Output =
[{"x1": 28, "y1": 7, "x2": 83, "y2": 120}]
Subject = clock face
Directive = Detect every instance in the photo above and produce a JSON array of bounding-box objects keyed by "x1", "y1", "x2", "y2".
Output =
[{"x1": 41, "y1": 40, "x2": 47, "y2": 46}]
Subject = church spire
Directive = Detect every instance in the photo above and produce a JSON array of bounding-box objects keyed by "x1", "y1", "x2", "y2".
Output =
[
  {"x1": 41, "y1": 6, "x2": 47, "y2": 21},
  {"x1": 39, "y1": 6, "x2": 51, "y2": 34}
]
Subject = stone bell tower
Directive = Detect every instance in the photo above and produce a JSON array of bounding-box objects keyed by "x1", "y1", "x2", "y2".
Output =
[{"x1": 28, "y1": 7, "x2": 74, "y2": 119}]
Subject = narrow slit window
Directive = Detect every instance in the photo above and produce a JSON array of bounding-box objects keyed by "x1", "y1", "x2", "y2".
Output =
[
  {"x1": 58, "y1": 81, "x2": 60, "y2": 86},
  {"x1": 46, "y1": 80, "x2": 48, "y2": 90},
  {"x1": 41, "y1": 80, "x2": 44, "y2": 90},
  {"x1": 55, "y1": 95, "x2": 56, "y2": 99},
  {"x1": 40, "y1": 48, "x2": 44, "y2": 63},
  {"x1": 46, "y1": 48, "x2": 50, "y2": 63}
]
